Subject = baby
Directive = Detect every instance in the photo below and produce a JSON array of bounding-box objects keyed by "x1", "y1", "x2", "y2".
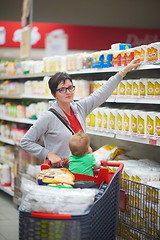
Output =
[{"x1": 68, "y1": 130, "x2": 101, "y2": 176}]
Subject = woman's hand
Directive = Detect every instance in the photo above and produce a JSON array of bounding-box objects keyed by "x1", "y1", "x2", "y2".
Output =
[
  {"x1": 119, "y1": 56, "x2": 141, "y2": 77},
  {"x1": 46, "y1": 152, "x2": 63, "y2": 167}
]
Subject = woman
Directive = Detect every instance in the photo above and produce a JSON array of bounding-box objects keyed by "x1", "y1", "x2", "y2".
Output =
[{"x1": 20, "y1": 57, "x2": 140, "y2": 167}]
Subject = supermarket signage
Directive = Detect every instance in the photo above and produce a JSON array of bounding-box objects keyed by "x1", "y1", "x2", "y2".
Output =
[
  {"x1": 0, "y1": 21, "x2": 160, "y2": 50},
  {"x1": 20, "y1": 0, "x2": 33, "y2": 59}
]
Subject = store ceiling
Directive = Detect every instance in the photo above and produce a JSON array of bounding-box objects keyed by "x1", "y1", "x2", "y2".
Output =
[{"x1": 0, "y1": 0, "x2": 160, "y2": 29}]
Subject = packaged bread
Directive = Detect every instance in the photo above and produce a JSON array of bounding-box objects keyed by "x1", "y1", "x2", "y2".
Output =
[{"x1": 36, "y1": 168, "x2": 75, "y2": 186}]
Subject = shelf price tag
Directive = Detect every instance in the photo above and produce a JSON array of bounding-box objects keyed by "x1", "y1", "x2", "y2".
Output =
[{"x1": 148, "y1": 139, "x2": 157, "y2": 145}]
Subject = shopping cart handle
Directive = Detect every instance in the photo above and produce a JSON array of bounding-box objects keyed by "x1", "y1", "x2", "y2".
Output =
[
  {"x1": 41, "y1": 158, "x2": 69, "y2": 170},
  {"x1": 101, "y1": 161, "x2": 124, "y2": 173},
  {"x1": 41, "y1": 159, "x2": 51, "y2": 170},
  {"x1": 41, "y1": 159, "x2": 124, "y2": 173}
]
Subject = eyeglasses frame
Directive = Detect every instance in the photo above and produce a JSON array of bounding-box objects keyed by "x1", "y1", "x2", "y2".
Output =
[{"x1": 56, "y1": 85, "x2": 75, "y2": 94}]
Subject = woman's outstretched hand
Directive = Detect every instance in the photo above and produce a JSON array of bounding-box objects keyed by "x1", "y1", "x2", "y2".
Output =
[{"x1": 119, "y1": 56, "x2": 141, "y2": 77}]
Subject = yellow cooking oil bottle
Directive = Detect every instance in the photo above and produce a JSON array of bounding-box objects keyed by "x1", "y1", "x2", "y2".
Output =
[
  {"x1": 125, "y1": 80, "x2": 133, "y2": 96},
  {"x1": 146, "y1": 112, "x2": 155, "y2": 138},
  {"x1": 131, "y1": 110, "x2": 139, "y2": 136},
  {"x1": 137, "y1": 110, "x2": 146, "y2": 137},
  {"x1": 116, "y1": 109, "x2": 124, "y2": 134},
  {"x1": 139, "y1": 78, "x2": 147, "y2": 97},
  {"x1": 109, "y1": 108, "x2": 117, "y2": 133},
  {"x1": 103, "y1": 108, "x2": 110, "y2": 132},
  {"x1": 132, "y1": 79, "x2": 139, "y2": 97},
  {"x1": 155, "y1": 112, "x2": 160, "y2": 139},
  {"x1": 123, "y1": 109, "x2": 131, "y2": 135},
  {"x1": 147, "y1": 79, "x2": 155, "y2": 97},
  {"x1": 154, "y1": 79, "x2": 160, "y2": 97},
  {"x1": 96, "y1": 107, "x2": 104, "y2": 131}
]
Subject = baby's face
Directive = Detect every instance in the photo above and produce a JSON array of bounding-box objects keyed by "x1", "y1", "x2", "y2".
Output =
[{"x1": 88, "y1": 146, "x2": 93, "y2": 153}]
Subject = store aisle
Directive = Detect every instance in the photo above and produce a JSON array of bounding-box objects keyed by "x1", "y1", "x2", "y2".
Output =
[{"x1": 0, "y1": 191, "x2": 18, "y2": 240}]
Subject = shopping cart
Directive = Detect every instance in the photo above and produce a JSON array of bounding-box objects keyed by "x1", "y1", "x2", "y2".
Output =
[{"x1": 19, "y1": 161, "x2": 124, "y2": 240}]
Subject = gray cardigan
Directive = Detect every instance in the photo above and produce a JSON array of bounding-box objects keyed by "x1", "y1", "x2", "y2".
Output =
[{"x1": 20, "y1": 73, "x2": 122, "y2": 160}]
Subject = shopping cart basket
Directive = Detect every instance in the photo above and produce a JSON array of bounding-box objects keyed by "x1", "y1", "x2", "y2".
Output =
[{"x1": 19, "y1": 161, "x2": 124, "y2": 240}]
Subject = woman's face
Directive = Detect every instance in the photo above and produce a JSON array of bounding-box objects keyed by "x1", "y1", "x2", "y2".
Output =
[{"x1": 54, "y1": 79, "x2": 75, "y2": 104}]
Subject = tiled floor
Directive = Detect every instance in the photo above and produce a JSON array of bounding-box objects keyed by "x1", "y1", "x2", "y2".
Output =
[{"x1": 0, "y1": 191, "x2": 18, "y2": 240}]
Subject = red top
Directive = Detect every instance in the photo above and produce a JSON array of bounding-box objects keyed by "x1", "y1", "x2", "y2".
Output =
[{"x1": 63, "y1": 108, "x2": 83, "y2": 133}]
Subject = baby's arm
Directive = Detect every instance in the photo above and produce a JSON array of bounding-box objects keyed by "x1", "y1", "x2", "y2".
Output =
[
  {"x1": 88, "y1": 147, "x2": 101, "y2": 169},
  {"x1": 93, "y1": 158, "x2": 101, "y2": 169}
]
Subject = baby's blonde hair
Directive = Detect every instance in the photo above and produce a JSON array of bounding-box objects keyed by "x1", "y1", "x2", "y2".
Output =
[{"x1": 69, "y1": 130, "x2": 90, "y2": 156}]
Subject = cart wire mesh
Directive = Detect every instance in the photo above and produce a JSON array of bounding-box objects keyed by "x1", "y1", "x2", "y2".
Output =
[{"x1": 117, "y1": 178, "x2": 160, "y2": 240}]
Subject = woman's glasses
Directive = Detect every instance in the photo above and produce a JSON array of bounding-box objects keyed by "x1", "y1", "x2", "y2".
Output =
[{"x1": 56, "y1": 85, "x2": 75, "y2": 94}]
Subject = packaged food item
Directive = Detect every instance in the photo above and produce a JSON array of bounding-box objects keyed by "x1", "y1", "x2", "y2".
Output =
[
  {"x1": 102, "y1": 108, "x2": 110, "y2": 132},
  {"x1": 137, "y1": 111, "x2": 147, "y2": 137},
  {"x1": 93, "y1": 145, "x2": 126, "y2": 162},
  {"x1": 147, "y1": 79, "x2": 155, "y2": 97},
  {"x1": 150, "y1": 42, "x2": 160, "y2": 64},
  {"x1": 86, "y1": 110, "x2": 98, "y2": 131},
  {"x1": 36, "y1": 168, "x2": 75, "y2": 186},
  {"x1": 125, "y1": 80, "x2": 133, "y2": 96},
  {"x1": 131, "y1": 110, "x2": 138, "y2": 136},
  {"x1": 100, "y1": 49, "x2": 113, "y2": 68},
  {"x1": 120, "y1": 50, "x2": 126, "y2": 66},
  {"x1": 116, "y1": 109, "x2": 124, "y2": 134},
  {"x1": 109, "y1": 108, "x2": 118, "y2": 132},
  {"x1": 155, "y1": 112, "x2": 160, "y2": 139},
  {"x1": 146, "y1": 112, "x2": 155, "y2": 138},
  {"x1": 146, "y1": 44, "x2": 152, "y2": 63},
  {"x1": 123, "y1": 109, "x2": 131, "y2": 135},
  {"x1": 139, "y1": 78, "x2": 147, "y2": 97},
  {"x1": 154, "y1": 79, "x2": 160, "y2": 97},
  {"x1": 132, "y1": 80, "x2": 139, "y2": 97},
  {"x1": 119, "y1": 80, "x2": 126, "y2": 96},
  {"x1": 86, "y1": 109, "x2": 97, "y2": 130},
  {"x1": 111, "y1": 85, "x2": 119, "y2": 96},
  {"x1": 111, "y1": 43, "x2": 131, "y2": 51},
  {"x1": 134, "y1": 46, "x2": 141, "y2": 59},
  {"x1": 96, "y1": 107, "x2": 104, "y2": 131},
  {"x1": 112, "y1": 50, "x2": 121, "y2": 67},
  {"x1": 139, "y1": 45, "x2": 148, "y2": 64},
  {"x1": 125, "y1": 48, "x2": 134, "y2": 65},
  {"x1": 91, "y1": 51, "x2": 101, "y2": 68}
]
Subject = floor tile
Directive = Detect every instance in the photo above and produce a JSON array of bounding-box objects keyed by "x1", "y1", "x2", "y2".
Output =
[{"x1": 0, "y1": 191, "x2": 19, "y2": 240}]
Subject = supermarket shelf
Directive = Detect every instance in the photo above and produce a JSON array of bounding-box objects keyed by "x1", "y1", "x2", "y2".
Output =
[
  {"x1": 1, "y1": 93, "x2": 159, "y2": 104},
  {"x1": 0, "y1": 64, "x2": 160, "y2": 80},
  {"x1": 113, "y1": 96, "x2": 160, "y2": 104},
  {"x1": 0, "y1": 185, "x2": 14, "y2": 196},
  {"x1": 0, "y1": 94, "x2": 53, "y2": 99},
  {"x1": 0, "y1": 94, "x2": 22, "y2": 99},
  {"x1": 0, "y1": 94, "x2": 79, "y2": 100},
  {"x1": 0, "y1": 116, "x2": 36, "y2": 124},
  {"x1": 0, "y1": 136, "x2": 15, "y2": 145},
  {"x1": 0, "y1": 72, "x2": 51, "y2": 80},
  {"x1": 87, "y1": 129, "x2": 115, "y2": 138},
  {"x1": 22, "y1": 94, "x2": 53, "y2": 99},
  {"x1": 87, "y1": 129, "x2": 160, "y2": 146}
]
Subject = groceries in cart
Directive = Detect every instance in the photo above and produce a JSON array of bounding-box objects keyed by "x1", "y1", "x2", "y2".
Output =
[
  {"x1": 36, "y1": 168, "x2": 75, "y2": 188},
  {"x1": 20, "y1": 176, "x2": 99, "y2": 214}
]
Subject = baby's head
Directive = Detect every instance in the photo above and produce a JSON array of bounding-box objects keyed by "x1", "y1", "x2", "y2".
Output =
[{"x1": 69, "y1": 130, "x2": 90, "y2": 156}]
